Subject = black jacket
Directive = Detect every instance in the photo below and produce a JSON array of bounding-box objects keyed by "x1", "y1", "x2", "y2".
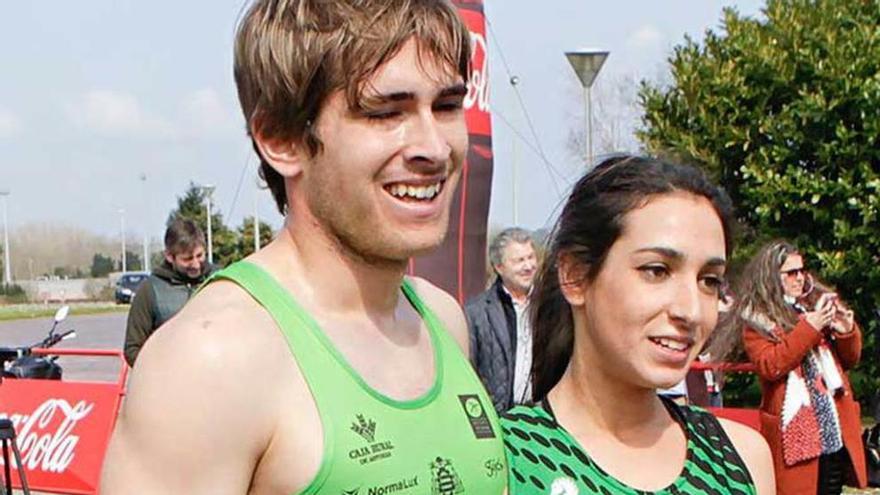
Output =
[
  {"x1": 464, "y1": 278, "x2": 518, "y2": 413},
  {"x1": 123, "y1": 261, "x2": 215, "y2": 367}
]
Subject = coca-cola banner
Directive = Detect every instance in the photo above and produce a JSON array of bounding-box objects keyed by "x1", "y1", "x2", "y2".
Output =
[
  {"x1": 411, "y1": 0, "x2": 493, "y2": 304},
  {"x1": 0, "y1": 378, "x2": 122, "y2": 494}
]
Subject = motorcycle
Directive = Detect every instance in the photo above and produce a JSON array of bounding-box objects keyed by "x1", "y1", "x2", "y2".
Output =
[{"x1": 0, "y1": 305, "x2": 76, "y2": 380}]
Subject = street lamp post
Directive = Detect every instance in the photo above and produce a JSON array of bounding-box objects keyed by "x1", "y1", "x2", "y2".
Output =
[
  {"x1": 140, "y1": 173, "x2": 150, "y2": 273},
  {"x1": 202, "y1": 185, "x2": 215, "y2": 264},
  {"x1": 565, "y1": 49, "x2": 609, "y2": 168},
  {"x1": 119, "y1": 209, "x2": 127, "y2": 273},
  {"x1": 0, "y1": 190, "x2": 11, "y2": 285},
  {"x1": 509, "y1": 75, "x2": 520, "y2": 226}
]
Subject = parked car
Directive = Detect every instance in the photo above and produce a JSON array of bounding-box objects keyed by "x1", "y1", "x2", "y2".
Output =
[{"x1": 115, "y1": 272, "x2": 149, "y2": 304}]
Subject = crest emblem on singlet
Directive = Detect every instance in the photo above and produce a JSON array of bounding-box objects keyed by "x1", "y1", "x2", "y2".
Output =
[{"x1": 430, "y1": 457, "x2": 464, "y2": 495}]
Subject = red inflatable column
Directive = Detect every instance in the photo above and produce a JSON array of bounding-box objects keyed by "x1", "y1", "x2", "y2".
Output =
[{"x1": 410, "y1": 0, "x2": 493, "y2": 305}]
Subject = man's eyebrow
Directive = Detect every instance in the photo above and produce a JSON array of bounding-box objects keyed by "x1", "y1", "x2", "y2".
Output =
[
  {"x1": 360, "y1": 83, "x2": 467, "y2": 106},
  {"x1": 438, "y1": 83, "x2": 467, "y2": 98},
  {"x1": 634, "y1": 246, "x2": 726, "y2": 267},
  {"x1": 362, "y1": 91, "x2": 415, "y2": 106}
]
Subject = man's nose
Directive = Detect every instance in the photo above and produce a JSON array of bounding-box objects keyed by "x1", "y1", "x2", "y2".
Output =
[{"x1": 402, "y1": 112, "x2": 452, "y2": 167}]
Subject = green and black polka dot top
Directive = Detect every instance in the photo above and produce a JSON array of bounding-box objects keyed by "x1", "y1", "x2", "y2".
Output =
[{"x1": 500, "y1": 397, "x2": 756, "y2": 495}]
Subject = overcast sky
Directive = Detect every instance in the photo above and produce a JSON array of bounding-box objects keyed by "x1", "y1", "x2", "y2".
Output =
[{"x1": 0, "y1": 0, "x2": 764, "y2": 241}]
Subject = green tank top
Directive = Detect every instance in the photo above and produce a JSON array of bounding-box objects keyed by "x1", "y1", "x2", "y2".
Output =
[
  {"x1": 209, "y1": 262, "x2": 507, "y2": 495},
  {"x1": 501, "y1": 397, "x2": 755, "y2": 495}
]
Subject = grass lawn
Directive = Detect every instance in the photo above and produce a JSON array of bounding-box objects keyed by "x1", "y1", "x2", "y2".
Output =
[{"x1": 0, "y1": 302, "x2": 127, "y2": 322}]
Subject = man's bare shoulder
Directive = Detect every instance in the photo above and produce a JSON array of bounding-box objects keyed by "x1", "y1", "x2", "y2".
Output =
[
  {"x1": 127, "y1": 279, "x2": 298, "y2": 425},
  {"x1": 103, "y1": 280, "x2": 302, "y2": 494},
  {"x1": 138, "y1": 280, "x2": 280, "y2": 371},
  {"x1": 405, "y1": 276, "x2": 468, "y2": 355}
]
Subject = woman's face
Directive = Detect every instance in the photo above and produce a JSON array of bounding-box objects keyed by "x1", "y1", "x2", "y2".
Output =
[
  {"x1": 573, "y1": 192, "x2": 727, "y2": 390},
  {"x1": 779, "y1": 253, "x2": 806, "y2": 298}
]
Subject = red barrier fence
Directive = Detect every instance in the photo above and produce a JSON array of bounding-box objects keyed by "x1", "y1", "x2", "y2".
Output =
[
  {"x1": 690, "y1": 361, "x2": 761, "y2": 431},
  {"x1": 0, "y1": 348, "x2": 128, "y2": 494}
]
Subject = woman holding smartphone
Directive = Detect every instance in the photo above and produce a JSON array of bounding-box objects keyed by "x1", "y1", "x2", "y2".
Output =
[{"x1": 736, "y1": 240, "x2": 866, "y2": 495}]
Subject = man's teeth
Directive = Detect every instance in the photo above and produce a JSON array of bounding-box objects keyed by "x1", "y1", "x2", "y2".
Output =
[
  {"x1": 388, "y1": 182, "x2": 442, "y2": 200},
  {"x1": 653, "y1": 337, "x2": 689, "y2": 351}
]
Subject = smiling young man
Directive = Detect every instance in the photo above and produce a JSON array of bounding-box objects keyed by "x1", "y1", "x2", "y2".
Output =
[{"x1": 100, "y1": 2, "x2": 506, "y2": 494}]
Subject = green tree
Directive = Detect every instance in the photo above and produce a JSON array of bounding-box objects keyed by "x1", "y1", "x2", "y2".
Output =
[
  {"x1": 116, "y1": 251, "x2": 143, "y2": 272},
  {"x1": 237, "y1": 216, "x2": 274, "y2": 259},
  {"x1": 167, "y1": 183, "x2": 239, "y2": 268},
  {"x1": 90, "y1": 253, "x2": 115, "y2": 278},
  {"x1": 639, "y1": 0, "x2": 880, "y2": 404}
]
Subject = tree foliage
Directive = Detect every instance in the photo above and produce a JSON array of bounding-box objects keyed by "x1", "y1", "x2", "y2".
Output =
[
  {"x1": 90, "y1": 253, "x2": 115, "y2": 278},
  {"x1": 639, "y1": 0, "x2": 880, "y2": 404},
  {"x1": 167, "y1": 183, "x2": 239, "y2": 268},
  {"x1": 237, "y1": 216, "x2": 274, "y2": 259},
  {"x1": 167, "y1": 183, "x2": 276, "y2": 268}
]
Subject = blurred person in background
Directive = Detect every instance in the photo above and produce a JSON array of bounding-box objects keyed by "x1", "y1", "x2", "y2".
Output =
[
  {"x1": 466, "y1": 227, "x2": 538, "y2": 412},
  {"x1": 124, "y1": 217, "x2": 213, "y2": 367},
  {"x1": 733, "y1": 240, "x2": 865, "y2": 495}
]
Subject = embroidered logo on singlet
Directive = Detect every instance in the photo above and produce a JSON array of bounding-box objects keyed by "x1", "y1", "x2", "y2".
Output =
[
  {"x1": 345, "y1": 476, "x2": 420, "y2": 495},
  {"x1": 351, "y1": 414, "x2": 377, "y2": 442},
  {"x1": 457, "y1": 394, "x2": 496, "y2": 439},
  {"x1": 484, "y1": 457, "x2": 505, "y2": 479},
  {"x1": 430, "y1": 457, "x2": 464, "y2": 494},
  {"x1": 348, "y1": 414, "x2": 396, "y2": 465}
]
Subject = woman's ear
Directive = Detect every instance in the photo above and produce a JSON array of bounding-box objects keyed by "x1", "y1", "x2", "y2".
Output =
[
  {"x1": 252, "y1": 122, "x2": 306, "y2": 179},
  {"x1": 557, "y1": 252, "x2": 589, "y2": 306}
]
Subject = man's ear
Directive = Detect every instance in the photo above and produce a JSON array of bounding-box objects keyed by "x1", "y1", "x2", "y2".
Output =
[
  {"x1": 252, "y1": 122, "x2": 307, "y2": 179},
  {"x1": 164, "y1": 251, "x2": 174, "y2": 266},
  {"x1": 557, "y1": 252, "x2": 589, "y2": 306}
]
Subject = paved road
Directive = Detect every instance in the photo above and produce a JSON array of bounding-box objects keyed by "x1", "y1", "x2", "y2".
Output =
[{"x1": 0, "y1": 312, "x2": 128, "y2": 383}]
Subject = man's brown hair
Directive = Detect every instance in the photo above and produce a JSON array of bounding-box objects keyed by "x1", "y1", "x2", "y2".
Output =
[
  {"x1": 234, "y1": 0, "x2": 472, "y2": 214},
  {"x1": 164, "y1": 218, "x2": 206, "y2": 256}
]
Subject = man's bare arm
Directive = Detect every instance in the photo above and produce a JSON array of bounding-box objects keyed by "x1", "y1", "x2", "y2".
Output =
[{"x1": 101, "y1": 283, "x2": 276, "y2": 494}]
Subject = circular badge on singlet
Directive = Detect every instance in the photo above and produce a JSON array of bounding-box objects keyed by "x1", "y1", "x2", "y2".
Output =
[
  {"x1": 464, "y1": 397, "x2": 484, "y2": 418},
  {"x1": 550, "y1": 476, "x2": 579, "y2": 495}
]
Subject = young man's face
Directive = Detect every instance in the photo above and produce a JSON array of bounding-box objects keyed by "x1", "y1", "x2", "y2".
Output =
[
  {"x1": 165, "y1": 245, "x2": 206, "y2": 279},
  {"x1": 299, "y1": 38, "x2": 468, "y2": 264}
]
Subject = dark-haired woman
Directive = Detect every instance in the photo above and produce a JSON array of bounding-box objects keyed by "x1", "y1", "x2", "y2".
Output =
[
  {"x1": 736, "y1": 241, "x2": 865, "y2": 495},
  {"x1": 501, "y1": 155, "x2": 774, "y2": 494}
]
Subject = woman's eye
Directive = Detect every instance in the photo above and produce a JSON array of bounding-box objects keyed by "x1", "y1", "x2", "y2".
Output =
[
  {"x1": 700, "y1": 275, "x2": 724, "y2": 293},
  {"x1": 639, "y1": 265, "x2": 669, "y2": 280}
]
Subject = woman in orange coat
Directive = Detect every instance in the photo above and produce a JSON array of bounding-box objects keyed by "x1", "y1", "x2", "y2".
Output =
[{"x1": 735, "y1": 240, "x2": 866, "y2": 495}]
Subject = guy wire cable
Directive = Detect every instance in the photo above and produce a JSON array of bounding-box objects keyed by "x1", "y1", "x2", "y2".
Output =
[{"x1": 484, "y1": 15, "x2": 570, "y2": 192}]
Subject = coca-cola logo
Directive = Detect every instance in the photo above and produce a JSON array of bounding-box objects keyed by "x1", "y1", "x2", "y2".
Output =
[
  {"x1": 465, "y1": 31, "x2": 489, "y2": 113},
  {"x1": 0, "y1": 399, "x2": 94, "y2": 473}
]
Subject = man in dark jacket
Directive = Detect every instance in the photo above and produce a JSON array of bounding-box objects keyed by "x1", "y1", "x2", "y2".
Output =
[
  {"x1": 124, "y1": 218, "x2": 214, "y2": 366},
  {"x1": 465, "y1": 227, "x2": 537, "y2": 412}
]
